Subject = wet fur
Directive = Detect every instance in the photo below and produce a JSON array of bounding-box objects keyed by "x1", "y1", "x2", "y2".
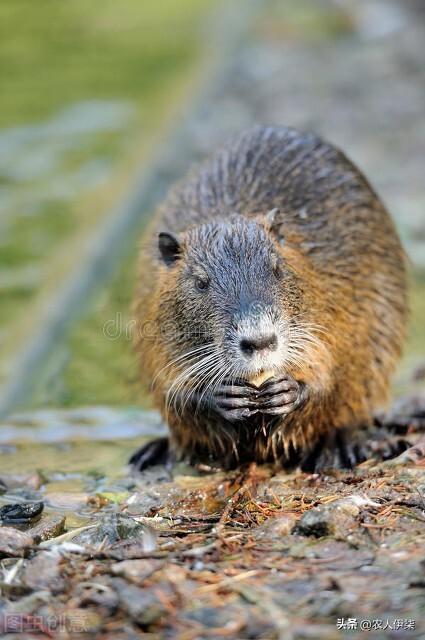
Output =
[{"x1": 133, "y1": 126, "x2": 407, "y2": 470}]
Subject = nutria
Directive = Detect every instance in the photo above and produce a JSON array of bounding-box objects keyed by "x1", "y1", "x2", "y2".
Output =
[{"x1": 130, "y1": 125, "x2": 407, "y2": 472}]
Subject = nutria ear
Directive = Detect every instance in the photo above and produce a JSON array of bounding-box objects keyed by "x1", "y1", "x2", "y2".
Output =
[
  {"x1": 262, "y1": 208, "x2": 284, "y2": 245},
  {"x1": 158, "y1": 232, "x2": 181, "y2": 266},
  {"x1": 265, "y1": 207, "x2": 278, "y2": 230},
  {"x1": 254, "y1": 208, "x2": 279, "y2": 232}
]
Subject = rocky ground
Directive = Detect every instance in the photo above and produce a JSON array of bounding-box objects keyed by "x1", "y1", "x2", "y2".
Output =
[{"x1": 0, "y1": 397, "x2": 425, "y2": 639}]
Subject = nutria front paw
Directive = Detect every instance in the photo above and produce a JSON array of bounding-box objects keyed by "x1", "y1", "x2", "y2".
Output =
[
  {"x1": 210, "y1": 375, "x2": 305, "y2": 421},
  {"x1": 212, "y1": 379, "x2": 259, "y2": 421},
  {"x1": 257, "y1": 374, "x2": 305, "y2": 416}
]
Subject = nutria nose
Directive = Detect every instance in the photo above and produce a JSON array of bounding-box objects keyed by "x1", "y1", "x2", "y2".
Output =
[{"x1": 239, "y1": 333, "x2": 278, "y2": 355}]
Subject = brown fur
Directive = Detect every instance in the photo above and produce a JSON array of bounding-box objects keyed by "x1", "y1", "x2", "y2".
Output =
[{"x1": 133, "y1": 126, "x2": 407, "y2": 469}]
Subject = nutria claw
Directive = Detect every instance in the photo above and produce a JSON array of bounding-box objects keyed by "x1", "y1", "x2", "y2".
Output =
[
  {"x1": 300, "y1": 429, "x2": 367, "y2": 472},
  {"x1": 129, "y1": 436, "x2": 171, "y2": 471},
  {"x1": 257, "y1": 374, "x2": 304, "y2": 416},
  {"x1": 216, "y1": 379, "x2": 257, "y2": 398},
  {"x1": 212, "y1": 379, "x2": 259, "y2": 421},
  {"x1": 257, "y1": 374, "x2": 298, "y2": 397}
]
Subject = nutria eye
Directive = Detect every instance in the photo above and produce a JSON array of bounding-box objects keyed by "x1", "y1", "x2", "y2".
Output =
[{"x1": 195, "y1": 276, "x2": 209, "y2": 292}]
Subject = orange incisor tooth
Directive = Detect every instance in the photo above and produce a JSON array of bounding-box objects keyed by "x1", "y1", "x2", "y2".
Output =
[{"x1": 249, "y1": 370, "x2": 274, "y2": 388}]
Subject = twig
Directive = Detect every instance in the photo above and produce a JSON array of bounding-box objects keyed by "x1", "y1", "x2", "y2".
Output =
[
  {"x1": 197, "y1": 569, "x2": 263, "y2": 593},
  {"x1": 216, "y1": 463, "x2": 263, "y2": 543}
]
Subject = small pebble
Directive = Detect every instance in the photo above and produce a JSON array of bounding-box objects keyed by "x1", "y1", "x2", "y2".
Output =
[{"x1": 0, "y1": 501, "x2": 44, "y2": 525}]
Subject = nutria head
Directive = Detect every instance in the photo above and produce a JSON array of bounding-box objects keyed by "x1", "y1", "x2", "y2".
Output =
[{"x1": 149, "y1": 213, "x2": 326, "y2": 409}]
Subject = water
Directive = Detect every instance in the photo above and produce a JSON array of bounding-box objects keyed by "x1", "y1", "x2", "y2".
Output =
[{"x1": 0, "y1": 407, "x2": 166, "y2": 531}]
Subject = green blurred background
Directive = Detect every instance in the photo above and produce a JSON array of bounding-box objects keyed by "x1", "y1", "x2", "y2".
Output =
[
  {"x1": 0, "y1": 0, "x2": 215, "y2": 410},
  {"x1": 0, "y1": 0, "x2": 424, "y2": 416}
]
